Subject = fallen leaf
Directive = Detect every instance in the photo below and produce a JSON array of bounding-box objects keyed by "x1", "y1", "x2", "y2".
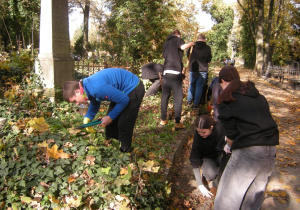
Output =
[
  {"x1": 120, "y1": 167, "x2": 128, "y2": 175},
  {"x1": 68, "y1": 177, "x2": 76, "y2": 184},
  {"x1": 47, "y1": 144, "x2": 71, "y2": 159}
]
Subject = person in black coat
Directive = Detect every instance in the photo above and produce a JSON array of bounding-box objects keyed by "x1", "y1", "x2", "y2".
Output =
[
  {"x1": 214, "y1": 66, "x2": 279, "y2": 210},
  {"x1": 186, "y1": 34, "x2": 212, "y2": 109},
  {"x1": 189, "y1": 115, "x2": 226, "y2": 198},
  {"x1": 159, "y1": 29, "x2": 195, "y2": 130}
]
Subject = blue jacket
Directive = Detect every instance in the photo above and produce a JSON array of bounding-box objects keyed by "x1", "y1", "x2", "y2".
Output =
[{"x1": 82, "y1": 68, "x2": 140, "y2": 120}]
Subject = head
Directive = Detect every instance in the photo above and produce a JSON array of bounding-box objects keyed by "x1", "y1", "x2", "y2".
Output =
[
  {"x1": 172, "y1": 29, "x2": 181, "y2": 38},
  {"x1": 197, "y1": 34, "x2": 206, "y2": 41},
  {"x1": 218, "y1": 66, "x2": 240, "y2": 90},
  {"x1": 217, "y1": 66, "x2": 250, "y2": 104},
  {"x1": 63, "y1": 81, "x2": 86, "y2": 104},
  {"x1": 195, "y1": 115, "x2": 215, "y2": 138}
]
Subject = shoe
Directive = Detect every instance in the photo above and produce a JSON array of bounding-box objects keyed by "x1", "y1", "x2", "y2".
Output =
[
  {"x1": 158, "y1": 120, "x2": 167, "y2": 128},
  {"x1": 192, "y1": 105, "x2": 199, "y2": 109},
  {"x1": 120, "y1": 146, "x2": 133, "y2": 153},
  {"x1": 187, "y1": 101, "x2": 192, "y2": 107},
  {"x1": 174, "y1": 122, "x2": 186, "y2": 130}
]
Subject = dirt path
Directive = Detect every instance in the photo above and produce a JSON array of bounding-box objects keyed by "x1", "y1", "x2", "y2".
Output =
[{"x1": 167, "y1": 68, "x2": 300, "y2": 210}]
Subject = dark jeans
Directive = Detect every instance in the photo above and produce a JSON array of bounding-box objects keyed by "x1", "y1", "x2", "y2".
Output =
[
  {"x1": 160, "y1": 73, "x2": 183, "y2": 123},
  {"x1": 187, "y1": 72, "x2": 207, "y2": 106},
  {"x1": 106, "y1": 82, "x2": 145, "y2": 151}
]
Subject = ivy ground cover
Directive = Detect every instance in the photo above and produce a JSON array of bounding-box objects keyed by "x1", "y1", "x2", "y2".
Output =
[{"x1": 0, "y1": 74, "x2": 195, "y2": 209}]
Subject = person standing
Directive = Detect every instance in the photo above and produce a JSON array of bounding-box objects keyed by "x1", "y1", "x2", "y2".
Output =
[
  {"x1": 63, "y1": 68, "x2": 145, "y2": 153},
  {"x1": 159, "y1": 29, "x2": 195, "y2": 130},
  {"x1": 186, "y1": 34, "x2": 212, "y2": 109},
  {"x1": 214, "y1": 66, "x2": 279, "y2": 209}
]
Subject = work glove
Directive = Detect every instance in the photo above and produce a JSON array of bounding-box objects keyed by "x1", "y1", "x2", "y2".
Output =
[
  {"x1": 224, "y1": 144, "x2": 231, "y2": 154},
  {"x1": 83, "y1": 117, "x2": 96, "y2": 133},
  {"x1": 198, "y1": 185, "x2": 213, "y2": 198}
]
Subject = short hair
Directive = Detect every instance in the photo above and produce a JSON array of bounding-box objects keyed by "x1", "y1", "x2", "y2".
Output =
[
  {"x1": 63, "y1": 81, "x2": 79, "y2": 102},
  {"x1": 172, "y1": 29, "x2": 181, "y2": 36},
  {"x1": 197, "y1": 34, "x2": 206, "y2": 40},
  {"x1": 195, "y1": 115, "x2": 215, "y2": 129}
]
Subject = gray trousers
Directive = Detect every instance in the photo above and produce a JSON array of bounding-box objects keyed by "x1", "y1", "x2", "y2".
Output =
[{"x1": 214, "y1": 146, "x2": 276, "y2": 210}]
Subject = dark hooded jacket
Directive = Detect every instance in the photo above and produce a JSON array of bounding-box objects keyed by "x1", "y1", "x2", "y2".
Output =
[
  {"x1": 189, "y1": 121, "x2": 225, "y2": 168},
  {"x1": 187, "y1": 41, "x2": 212, "y2": 72},
  {"x1": 162, "y1": 34, "x2": 185, "y2": 72},
  {"x1": 218, "y1": 82, "x2": 279, "y2": 150}
]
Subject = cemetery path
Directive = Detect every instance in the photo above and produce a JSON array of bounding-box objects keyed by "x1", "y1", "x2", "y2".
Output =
[{"x1": 167, "y1": 68, "x2": 300, "y2": 210}]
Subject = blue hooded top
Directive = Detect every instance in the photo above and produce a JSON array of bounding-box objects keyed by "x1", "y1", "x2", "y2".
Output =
[{"x1": 82, "y1": 68, "x2": 140, "y2": 120}]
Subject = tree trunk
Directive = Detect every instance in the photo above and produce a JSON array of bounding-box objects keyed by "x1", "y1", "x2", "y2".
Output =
[
  {"x1": 264, "y1": 0, "x2": 275, "y2": 74},
  {"x1": 255, "y1": 0, "x2": 264, "y2": 77},
  {"x1": 83, "y1": 0, "x2": 90, "y2": 57}
]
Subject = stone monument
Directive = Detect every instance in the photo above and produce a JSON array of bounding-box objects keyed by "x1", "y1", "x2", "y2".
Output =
[{"x1": 36, "y1": 0, "x2": 74, "y2": 99}]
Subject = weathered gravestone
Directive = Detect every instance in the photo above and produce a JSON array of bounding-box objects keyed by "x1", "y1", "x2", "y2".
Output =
[{"x1": 36, "y1": 0, "x2": 74, "y2": 100}]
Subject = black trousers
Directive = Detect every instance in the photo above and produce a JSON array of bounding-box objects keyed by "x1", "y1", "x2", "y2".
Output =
[
  {"x1": 160, "y1": 73, "x2": 183, "y2": 123},
  {"x1": 106, "y1": 82, "x2": 145, "y2": 151}
]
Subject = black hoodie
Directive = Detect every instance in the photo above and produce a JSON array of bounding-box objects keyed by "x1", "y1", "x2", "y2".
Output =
[
  {"x1": 187, "y1": 41, "x2": 212, "y2": 72},
  {"x1": 162, "y1": 35, "x2": 185, "y2": 72},
  {"x1": 218, "y1": 82, "x2": 279, "y2": 150}
]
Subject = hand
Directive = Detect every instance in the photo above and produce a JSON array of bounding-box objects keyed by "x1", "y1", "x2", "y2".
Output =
[
  {"x1": 198, "y1": 185, "x2": 213, "y2": 198},
  {"x1": 83, "y1": 117, "x2": 96, "y2": 133},
  {"x1": 101, "y1": 116, "x2": 113, "y2": 126},
  {"x1": 224, "y1": 144, "x2": 231, "y2": 154}
]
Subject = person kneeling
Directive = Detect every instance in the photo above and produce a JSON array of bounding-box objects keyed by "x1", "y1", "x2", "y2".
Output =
[{"x1": 189, "y1": 115, "x2": 226, "y2": 198}]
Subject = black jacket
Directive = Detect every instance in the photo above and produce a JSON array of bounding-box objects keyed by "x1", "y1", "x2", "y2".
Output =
[
  {"x1": 189, "y1": 122, "x2": 225, "y2": 168},
  {"x1": 218, "y1": 82, "x2": 279, "y2": 150},
  {"x1": 187, "y1": 41, "x2": 212, "y2": 72},
  {"x1": 162, "y1": 35, "x2": 185, "y2": 72},
  {"x1": 141, "y1": 63, "x2": 164, "y2": 80}
]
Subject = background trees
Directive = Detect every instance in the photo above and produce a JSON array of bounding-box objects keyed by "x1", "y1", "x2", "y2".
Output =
[
  {"x1": 202, "y1": 0, "x2": 234, "y2": 62},
  {"x1": 0, "y1": 0, "x2": 299, "y2": 75},
  {"x1": 237, "y1": 0, "x2": 299, "y2": 75},
  {"x1": 0, "y1": 0, "x2": 40, "y2": 52}
]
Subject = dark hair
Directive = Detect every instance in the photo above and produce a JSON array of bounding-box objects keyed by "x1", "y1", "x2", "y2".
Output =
[
  {"x1": 63, "y1": 81, "x2": 79, "y2": 101},
  {"x1": 217, "y1": 66, "x2": 251, "y2": 104},
  {"x1": 195, "y1": 115, "x2": 215, "y2": 129},
  {"x1": 172, "y1": 29, "x2": 181, "y2": 36}
]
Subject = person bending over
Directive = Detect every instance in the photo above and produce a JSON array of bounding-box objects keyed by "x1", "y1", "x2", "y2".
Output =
[
  {"x1": 63, "y1": 68, "x2": 145, "y2": 153},
  {"x1": 214, "y1": 66, "x2": 279, "y2": 209}
]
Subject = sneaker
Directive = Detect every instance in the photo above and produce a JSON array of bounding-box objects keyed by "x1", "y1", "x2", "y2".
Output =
[
  {"x1": 192, "y1": 105, "x2": 199, "y2": 109},
  {"x1": 187, "y1": 101, "x2": 192, "y2": 107},
  {"x1": 158, "y1": 120, "x2": 167, "y2": 128},
  {"x1": 174, "y1": 122, "x2": 186, "y2": 130}
]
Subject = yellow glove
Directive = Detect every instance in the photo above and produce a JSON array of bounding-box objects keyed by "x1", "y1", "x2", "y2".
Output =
[{"x1": 83, "y1": 117, "x2": 96, "y2": 133}]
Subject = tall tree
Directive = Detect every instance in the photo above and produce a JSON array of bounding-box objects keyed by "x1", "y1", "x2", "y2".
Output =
[
  {"x1": 238, "y1": 0, "x2": 264, "y2": 76},
  {"x1": 238, "y1": 0, "x2": 298, "y2": 72},
  {"x1": 101, "y1": 0, "x2": 178, "y2": 69},
  {"x1": 69, "y1": 0, "x2": 92, "y2": 57},
  {"x1": 202, "y1": 0, "x2": 234, "y2": 62}
]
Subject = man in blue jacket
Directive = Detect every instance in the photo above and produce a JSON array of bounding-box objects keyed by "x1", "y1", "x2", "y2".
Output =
[{"x1": 63, "y1": 68, "x2": 145, "y2": 152}]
